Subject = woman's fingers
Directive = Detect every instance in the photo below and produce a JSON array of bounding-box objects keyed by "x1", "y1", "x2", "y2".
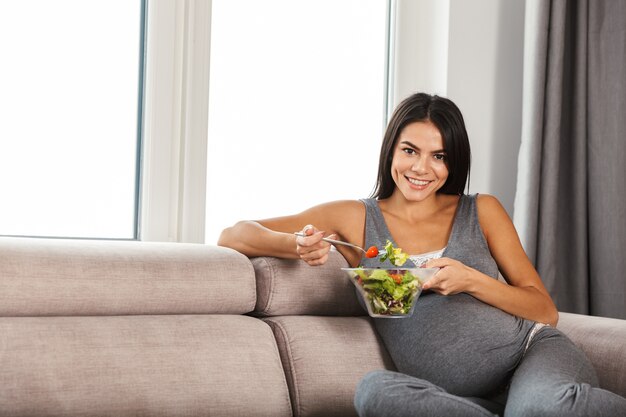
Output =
[
  {"x1": 423, "y1": 257, "x2": 453, "y2": 269},
  {"x1": 301, "y1": 224, "x2": 316, "y2": 236},
  {"x1": 422, "y1": 257, "x2": 450, "y2": 291},
  {"x1": 295, "y1": 226, "x2": 334, "y2": 265},
  {"x1": 422, "y1": 273, "x2": 450, "y2": 294},
  {"x1": 304, "y1": 254, "x2": 329, "y2": 266},
  {"x1": 421, "y1": 257, "x2": 473, "y2": 295},
  {"x1": 299, "y1": 245, "x2": 330, "y2": 266},
  {"x1": 295, "y1": 230, "x2": 325, "y2": 249},
  {"x1": 421, "y1": 275, "x2": 437, "y2": 291}
]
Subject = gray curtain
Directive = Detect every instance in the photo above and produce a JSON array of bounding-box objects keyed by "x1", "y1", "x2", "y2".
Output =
[{"x1": 514, "y1": 0, "x2": 626, "y2": 319}]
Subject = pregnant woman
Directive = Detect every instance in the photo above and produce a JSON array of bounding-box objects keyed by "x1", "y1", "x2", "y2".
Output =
[{"x1": 219, "y1": 92, "x2": 626, "y2": 416}]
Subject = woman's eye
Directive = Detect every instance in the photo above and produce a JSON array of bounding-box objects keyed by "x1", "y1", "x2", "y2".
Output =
[
  {"x1": 434, "y1": 153, "x2": 446, "y2": 161},
  {"x1": 402, "y1": 148, "x2": 416, "y2": 155}
]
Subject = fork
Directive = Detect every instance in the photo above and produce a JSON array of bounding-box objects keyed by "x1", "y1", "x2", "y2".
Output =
[{"x1": 293, "y1": 232, "x2": 386, "y2": 256}]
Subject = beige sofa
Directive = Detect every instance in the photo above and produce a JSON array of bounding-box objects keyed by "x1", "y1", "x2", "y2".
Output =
[{"x1": 1, "y1": 237, "x2": 625, "y2": 416}]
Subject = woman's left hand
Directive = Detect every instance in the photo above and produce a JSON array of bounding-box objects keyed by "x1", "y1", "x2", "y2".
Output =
[{"x1": 421, "y1": 257, "x2": 477, "y2": 295}]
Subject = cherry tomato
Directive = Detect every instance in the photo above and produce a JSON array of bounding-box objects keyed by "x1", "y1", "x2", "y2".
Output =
[
  {"x1": 365, "y1": 246, "x2": 379, "y2": 258},
  {"x1": 390, "y1": 273, "x2": 402, "y2": 284}
]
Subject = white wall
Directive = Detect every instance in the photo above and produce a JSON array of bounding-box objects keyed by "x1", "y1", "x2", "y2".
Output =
[{"x1": 393, "y1": 0, "x2": 525, "y2": 215}]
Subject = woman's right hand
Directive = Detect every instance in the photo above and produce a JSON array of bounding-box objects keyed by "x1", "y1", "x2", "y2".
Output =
[{"x1": 295, "y1": 225, "x2": 336, "y2": 266}]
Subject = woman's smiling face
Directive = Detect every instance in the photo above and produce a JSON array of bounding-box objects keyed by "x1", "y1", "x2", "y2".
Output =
[{"x1": 391, "y1": 120, "x2": 449, "y2": 202}]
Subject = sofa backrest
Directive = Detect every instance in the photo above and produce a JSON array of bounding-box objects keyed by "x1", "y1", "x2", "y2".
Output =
[{"x1": 0, "y1": 237, "x2": 256, "y2": 316}]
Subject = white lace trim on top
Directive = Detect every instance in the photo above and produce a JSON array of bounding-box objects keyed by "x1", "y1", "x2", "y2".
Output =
[{"x1": 409, "y1": 247, "x2": 446, "y2": 267}]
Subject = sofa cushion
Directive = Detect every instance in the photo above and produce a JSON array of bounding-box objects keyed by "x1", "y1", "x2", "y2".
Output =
[
  {"x1": 264, "y1": 315, "x2": 395, "y2": 417},
  {"x1": 0, "y1": 315, "x2": 292, "y2": 417},
  {"x1": 557, "y1": 311, "x2": 626, "y2": 398},
  {"x1": 252, "y1": 250, "x2": 364, "y2": 316},
  {"x1": 0, "y1": 237, "x2": 256, "y2": 316}
]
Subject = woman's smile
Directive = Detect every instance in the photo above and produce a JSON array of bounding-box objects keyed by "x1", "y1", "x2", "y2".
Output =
[{"x1": 406, "y1": 176, "x2": 432, "y2": 189}]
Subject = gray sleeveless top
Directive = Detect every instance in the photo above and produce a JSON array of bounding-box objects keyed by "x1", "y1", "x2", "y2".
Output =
[{"x1": 360, "y1": 195, "x2": 536, "y2": 397}]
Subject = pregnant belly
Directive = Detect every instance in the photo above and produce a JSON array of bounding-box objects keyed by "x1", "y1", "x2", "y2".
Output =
[{"x1": 374, "y1": 292, "x2": 534, "y2": 397}]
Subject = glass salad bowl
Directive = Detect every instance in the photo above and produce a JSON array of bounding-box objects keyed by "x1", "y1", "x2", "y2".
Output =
[{"x1": 342, "y1": 267, "x2": 438, "y2": 318}]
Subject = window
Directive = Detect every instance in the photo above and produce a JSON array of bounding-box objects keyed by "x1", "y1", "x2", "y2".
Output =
[
  {"x1": 0, "y1": 1, "x2": 145, "y2": 239},
  {"x1": 205, "y1": 0, "x2": 388, "y2": 243}
]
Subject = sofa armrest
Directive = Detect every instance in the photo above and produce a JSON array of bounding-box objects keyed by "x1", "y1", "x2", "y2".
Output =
[
  {"x1": 557, "y1": 312, "x2": 626, "y2": 398},
  {"x1": 251, "y1": 250, "x2": 364, "y2": 316}
]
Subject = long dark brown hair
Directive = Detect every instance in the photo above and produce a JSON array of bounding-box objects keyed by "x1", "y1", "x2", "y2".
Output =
[{"x1": 371, "y1": 92, "x2": 471, "y2": 199}]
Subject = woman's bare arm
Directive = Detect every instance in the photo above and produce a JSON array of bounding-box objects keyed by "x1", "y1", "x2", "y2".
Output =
[
  {"x1": 218, "y1": 200, "x2": 366, "y2": 266},
  {"x1": 218, "y1": 220, "x2": 302, "y2": 258}
]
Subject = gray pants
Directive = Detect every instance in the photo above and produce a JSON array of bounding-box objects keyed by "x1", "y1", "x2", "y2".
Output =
[{"x1": 354, "y1": 327, "x2": 626, "y2": 417}]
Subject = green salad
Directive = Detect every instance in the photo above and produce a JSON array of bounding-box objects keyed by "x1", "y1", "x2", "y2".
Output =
[
  {"x1": 379, "y1": 240, "x2": 409, "y2": 266},
  {"x1": 353, "y1": 268, "x2": 420, "y2": 315},
  {"x1": 349, "y1": 240, "x2": 422, "y2": 316}
]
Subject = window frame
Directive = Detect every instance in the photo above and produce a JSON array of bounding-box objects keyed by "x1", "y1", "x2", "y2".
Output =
[{"x1": 139, "y1": 0, "x2": 211, "y2": 242}]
